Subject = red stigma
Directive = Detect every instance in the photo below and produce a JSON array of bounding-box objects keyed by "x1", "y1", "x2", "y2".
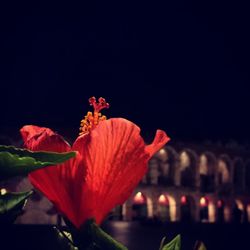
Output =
[{"x1": 89, "y1": 96, "x2": 110, "y2": 113}]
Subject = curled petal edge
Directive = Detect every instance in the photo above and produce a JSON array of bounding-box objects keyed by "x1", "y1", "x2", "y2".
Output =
[{"x1": 145, "y1": 130, "x2": 170, "y2": 157}]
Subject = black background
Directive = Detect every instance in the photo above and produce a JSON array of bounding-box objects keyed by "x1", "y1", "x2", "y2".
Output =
[{"x1": 1, "y1": 1, "x2": 250, "y2": 143}]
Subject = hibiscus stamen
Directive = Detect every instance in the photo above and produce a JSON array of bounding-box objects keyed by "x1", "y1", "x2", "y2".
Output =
[{"x1": 79, "y1": 97, "x2": 109, "y2": 135}]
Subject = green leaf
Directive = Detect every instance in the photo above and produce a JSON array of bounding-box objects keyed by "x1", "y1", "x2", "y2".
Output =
[
  {"x1": 0, "y1": 190, "x2": 33, "y2": 223},
  {"x1": 0, "y1": 145, "x2": 76, "y2": 180},
  {"x1": 68, "y1": 219, "x2": 128, "y2": 250},
  {"x1": 194, "y1": 241, "x2": 206, "y2": 250},
  {"x1": 162, "y1": 235, "x2": 181, "y2": 250},
  {"x1": 159, "y1": 237, "x2": 167, "y2": 250},
  {"x1": 54, "y1": 227, "x2": 78, "y2": 250},
  {"x1": 90, "y1": 222, "x2": 128, "y2": 250}
]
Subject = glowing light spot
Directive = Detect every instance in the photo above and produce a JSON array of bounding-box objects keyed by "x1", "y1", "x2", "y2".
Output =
[
  {"x1": 156, "y1": 148, "x2": 168, "y2": 161},
  {"x1": 218, "y1": 160, "x2": 230, "y2": 183},
  {"x1": 158, "y1": 194, "x2": 169, "y2": 205},
  {"x1": 180, "y1": 151, "x2": 190, "y2": 170},
  {"x1": 159, "y1": 149, "x2": 166, "y2": 155},
  {"x1": 200, "y1": 197, "x2": 208, "y2": 207},
  {"x1": 199, "y1": 154, "x2": 208, "y2": 175},
  {"x1": 0, "y1": 188, "x2": 7, "y2": 195},
  {"x1": 217, "y1": 200, "x2": 223, "y2": 208},
  {"x1": 208, "y1": 202, "x2": 216, "y2": 222},
  {"x1": 147, "y1": 197, "x2": 153, "y2": 218},
  {"x1": 181, "y1": 195, "x2": 187, "y2": 205},
  {"x1": 133, "y1": 192, "x2": 146, "y2": 204},
  {"x1": 235, "y1": 199, "x2": 244, "y2": 211}
]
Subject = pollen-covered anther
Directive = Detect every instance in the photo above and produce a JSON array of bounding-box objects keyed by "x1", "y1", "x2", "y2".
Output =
[
  {"x1": 79, "y1": 97, "x2": 109, "y2": 135},
  {"x1": 99, "y1": 115, "x2": 107, "y2": 121}
]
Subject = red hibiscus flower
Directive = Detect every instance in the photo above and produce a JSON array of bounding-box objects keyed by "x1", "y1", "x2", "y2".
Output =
[{"x1": 20, "y1": 97, "x2": 170, "y2": 228}]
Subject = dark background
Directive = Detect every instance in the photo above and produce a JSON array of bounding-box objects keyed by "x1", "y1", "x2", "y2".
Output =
[
  {"x1": 1, "y1": 1, "x2": 250, "y2": 143},
  {"x1": 1, "y1": 223, "x2": 250, "y2": 250}
]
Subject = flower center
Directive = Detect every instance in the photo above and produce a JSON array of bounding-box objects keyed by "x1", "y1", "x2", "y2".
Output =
[{"x1": 79, "y1": 97, "x2": 110, "y2": 135}]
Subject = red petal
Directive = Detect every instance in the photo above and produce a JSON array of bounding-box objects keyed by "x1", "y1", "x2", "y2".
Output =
[
  {"x1": 20, "y1": 125, "x2": 70, "y2": 151},
  {"x1": 20, "y1": 125, "x2": 79, "y2": 226},
  {"x1": 72, "y1": 118, "x2": 151, "y2": 225},
  {"x1": 145, "y1": 130, "x2": 170, "y2": 157},
  {"x1": 20, "y1": 125, "x2": 51, "y2": 142}
]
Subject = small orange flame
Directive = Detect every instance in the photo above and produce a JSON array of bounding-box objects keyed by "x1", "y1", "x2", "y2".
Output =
[
  {"x1": 133, "y1": 192, "x2": 145, "y2": 204},
  {"x1": 158, "y1": 194, "x2": 169, "y2": 205},
  {"x1": 200, "y1": 197, "x2": 208, "y2": 207}
]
